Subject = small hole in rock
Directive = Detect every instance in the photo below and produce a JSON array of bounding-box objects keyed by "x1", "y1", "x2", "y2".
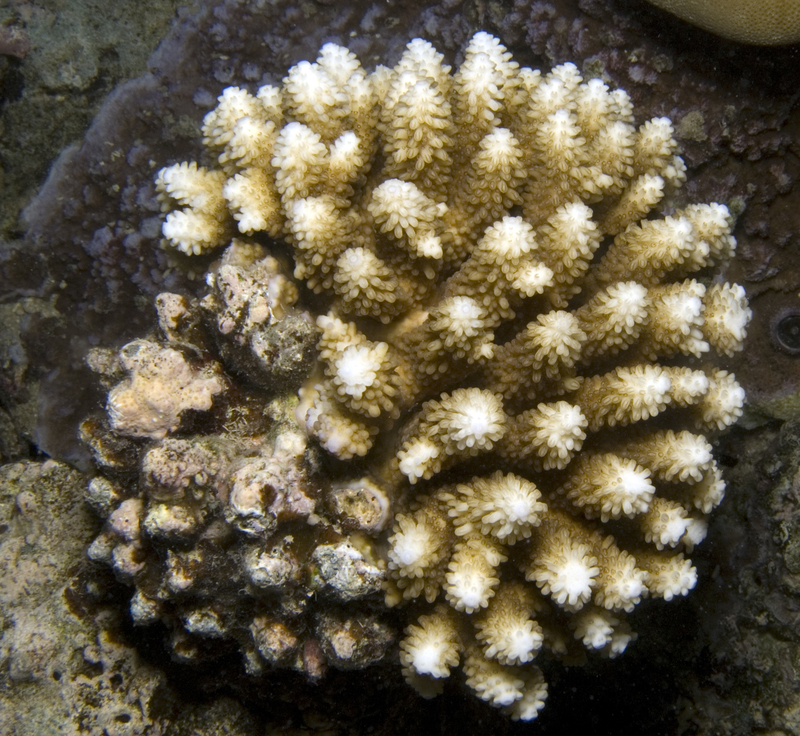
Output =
[{"x1": 772, "y1": 310, "x2": 800, "y2": 355}]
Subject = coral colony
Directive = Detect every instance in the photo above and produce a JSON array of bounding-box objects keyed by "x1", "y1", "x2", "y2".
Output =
[{"x1": 82, "y1": 33, "x2": 751, "y2": 721}]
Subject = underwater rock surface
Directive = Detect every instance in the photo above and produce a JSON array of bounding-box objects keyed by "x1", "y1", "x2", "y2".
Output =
[{"x1": 2, "y1": 0, "x2": 800, "y2": 733}]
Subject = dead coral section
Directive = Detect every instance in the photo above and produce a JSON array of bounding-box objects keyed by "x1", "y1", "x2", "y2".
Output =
[
  {"x1": 82, "y1": 411, "x2": 396, "y2": 679},
  {"x1": 84, "y1": 336, "x2": 393, "y2": 682}
]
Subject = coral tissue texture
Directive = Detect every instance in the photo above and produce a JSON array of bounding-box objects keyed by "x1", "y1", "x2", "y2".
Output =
[
  {"x1": 84, "y1": 32, "x2": 751, "y2": 721},
  {"x1": 642, "y1": 0, "x2": 800, "y2": 44}
]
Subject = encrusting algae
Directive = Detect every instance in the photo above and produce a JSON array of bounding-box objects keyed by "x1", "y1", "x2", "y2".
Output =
[{"x1": 80, "y1": 32, "x2": 751, "y2": 721}]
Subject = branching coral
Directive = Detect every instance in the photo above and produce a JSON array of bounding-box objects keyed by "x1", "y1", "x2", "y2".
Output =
[{"x1": 86, "y1": 33, "x2": 750, "y2": 721}]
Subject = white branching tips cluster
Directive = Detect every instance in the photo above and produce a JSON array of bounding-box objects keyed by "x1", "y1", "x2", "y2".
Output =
[{"x1": 147, "y1": 32, "x2": 754, "y2": 721}]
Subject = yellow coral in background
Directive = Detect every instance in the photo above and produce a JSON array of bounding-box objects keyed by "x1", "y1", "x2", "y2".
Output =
[
  {"x1": 152, "y1": 32, "x2": 751, "y2": 720},
  {"x1": 642, "y1": 0, "x2": 800, "y2": 45}
]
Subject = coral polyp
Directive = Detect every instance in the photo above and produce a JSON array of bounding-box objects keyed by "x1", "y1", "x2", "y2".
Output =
[{"x1": 82, "y1": 32, "x2": 750, "y2": 721}]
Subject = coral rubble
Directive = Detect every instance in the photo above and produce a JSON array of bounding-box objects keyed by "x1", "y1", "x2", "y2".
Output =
[{"x1": 83, "y1": 33, "x2": 751, "y2": 721}]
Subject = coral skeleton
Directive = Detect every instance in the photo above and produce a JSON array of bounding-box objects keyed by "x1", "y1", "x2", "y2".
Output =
[{"x1": 85, "y1": 33, "x2": 751, "y2": 721}]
